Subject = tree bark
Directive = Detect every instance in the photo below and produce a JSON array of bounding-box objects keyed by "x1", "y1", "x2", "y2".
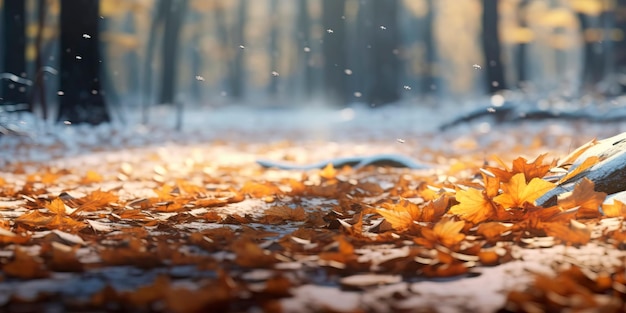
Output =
[
  {"x1": 322, "y1": 0, "x2": 348, "y2": 106},
  {"x1": 366, "y1": 0, "x2": 401, "y2": 106},
  {"x1": 58, "y1": 0, "x2": 110, "y2": 125},
  {"x1": 158, "y1": 0, "x2": 188, "y2": 105},
  {"x1": 481, "y1": 0, "x2": 506, "y2": 93},
  {"x1": 1, "y1": 0, "x2": 28, "y2": 108}
]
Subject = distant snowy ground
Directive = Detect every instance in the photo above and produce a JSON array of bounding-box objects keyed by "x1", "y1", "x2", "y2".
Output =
[{"x1": 2, "y1": 98, "x2": 626, "y2": 166}]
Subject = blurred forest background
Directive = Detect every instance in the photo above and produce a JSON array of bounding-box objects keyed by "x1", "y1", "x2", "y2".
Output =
[{"x1": 0, "y1": 0, "x2": 625, "y2": 126}]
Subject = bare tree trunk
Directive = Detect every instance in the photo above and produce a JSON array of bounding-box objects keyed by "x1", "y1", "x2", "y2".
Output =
[
  {"x1": 367, "y1": 0, "x2": 401, "y2": 106},
  {"x1": 296, "y1": 0, "x2": 314, "y2": 98},
  {"x1": 322, "y1": 0, "x2": 348, "y2": 106},
  {"x1": 481, "y1": 0, "x2": 506, "y2": 93},
  {"x1": 515, "y1": 0, "x2": 529, "y2": 86},
  {"x1": 58, "y1": 0, "x2": 109, "y2": 125},
  {"x1": 267, "y1": 0, "x2": 279, "y2": 97},
  {"x1": 159, "y1": 0, "x2": 188, "y2": 106},
  {"x1": 421, "y1": 0, "x2": 437, "y2": 96},
  {"x1": 1, "y1": 0, "x2": 28, "y2": 108},
  {"x1": 229, "y1": 0, "x2": 247, "y2": 100},
  {"x1": 141, "y1": 0, "x2": 168, "y2": 124}
]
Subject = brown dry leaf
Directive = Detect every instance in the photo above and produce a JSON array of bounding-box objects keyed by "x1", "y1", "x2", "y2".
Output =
[
  {"x1": 422, "y1": 262, "x2": 468, "y2": 277},
  {"x1": 379, "y1": 197, "x2": 448, "y2": 228},
  {"x1": 449, "y1": 187, "x2": 496, "y2": 224},
  {"x1": 47, "y1": 197, "x2": 68, "y2": 215},
  {"x1": 541, "y1": 220, "x2": 591, "y2": 246},
  {"x1": 153, "y1": 184, "x2": 175, "y2": 200},
  {"x1": 558, "y1": 156, "x2": 600, "y2": 184},
  {"x1": 420, "y1": 195, "x2": 449, "y2": 222},
  {"x1": 74, "y1": 189, "x2": 118, "y2": 213},
  {"x1": 319, "y1": 163, "x2": 337, "y2": 180},
  {"x1": 264, "y1": 205, "x2": 307, "y2": 222},
  {"x1": 476, "y1": 222, "x2": 511, "y2": 242},
  {"x1": 82, "y1": 170, "x2": 103, "y2": 183},
  {"x1": 488, "y1": 154, "x2": 552, "y2": 182},
  {"x1": 15, "y1": 209, "x2": 52, "y2": 227},
  {"x1": 42, "y1": 242, "x2": 84, "y2": 272},
  {"x1": 3, "y1": 248, "x2": 49, "y2": 279},
  {"x1": 241, "y1": 181, "x2": 282, "y2": 198},
  {"x1": 176, "y1": 179, "x2": 206, "y2": 196},
  {"x1": 483, "y1": 172, "x2": 500, "y2": 198},
  {"x1": 432, "y1": 219, "x2": 466, "y2": 247},
  {"x1": 123, "y1": 275, "x2": 169, "y2": 308},
  {"x1": 557, "y1": 178, "x2": 605, "y2": 219},
  {"x1": 375, "y1": 207, "x2": 412, "y2": 231},
  {"x1": 602, "y1": 199, "x2": 626, "y2": 218},
  {"x1": 493, "y1": 173, "x2": 555, "y2": 209},
  {"x1": 231, "y1": 238, "x2": 277, "y2": 268},
  {"x1": 558, "y1": 137, "x2": 598, "y2": 167},
  {"x1": 100, "y1": 238, "x2": 163, "y2": 268}
]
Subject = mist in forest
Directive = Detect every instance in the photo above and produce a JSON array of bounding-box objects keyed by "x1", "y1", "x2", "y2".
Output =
[{"x1": 0, "y1": 0, "x2": 625, "y2": 125}]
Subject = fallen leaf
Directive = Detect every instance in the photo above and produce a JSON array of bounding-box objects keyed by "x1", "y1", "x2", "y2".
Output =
[
  {"x1": 449, "y1": 187, "x2": 496, "y2": 224},
  {"x1": 557, "y1": 178, "x2": 605, "y2": 219},
  {"x1": 493, "y1": 173, "x2": 555, "y2": 209}
]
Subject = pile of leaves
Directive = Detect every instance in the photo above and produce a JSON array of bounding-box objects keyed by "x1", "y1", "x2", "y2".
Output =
[{"x1": 1, "y1": 137, "x2": 626, "y2": 312}]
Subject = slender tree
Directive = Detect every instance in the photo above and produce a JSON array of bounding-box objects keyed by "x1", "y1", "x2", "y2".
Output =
[
  {"x1": 421, "y1": 0, "x2": 437, "y2": 96},
  {"x1": 515, "y1": 0, "x2": 529, "y2": 86},
  {"x1": 58, "y1": 0, "x2": 109, "y2": 125},
  {"x1": 322, "y1": 0, "x2": 348, "y2": 106},
  {"x1": 159, "y1": 0, "x2": 188, "y2": 105},
  {"x1": 142, "y1": 0, "x2": 169, "y2": 123},
  {"x1": 1, "y1": 0, "x2": 28, "y2": 108},
  {"x1": 367, "y1": 0, "x2": 401, "y2": 106},
  {"x1": 229, "y1": 0, "x2": 247, "y2": 99},
  {"x1": 481, "y1": 0, "x2": 506, "y2": 93},
  {"x1": 296, "y1": 0, "x2": 314, "y2": 98},
  {"x1": 267, "y1": 0, "x2": 279, "y2": 96}
]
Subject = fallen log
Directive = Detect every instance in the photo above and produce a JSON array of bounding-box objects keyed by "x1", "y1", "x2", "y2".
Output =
[{"x1": 536, "y1": 132, "x2": 626, "y2": 207}]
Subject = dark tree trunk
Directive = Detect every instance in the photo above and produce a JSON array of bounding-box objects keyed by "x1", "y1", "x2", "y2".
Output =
[
  {"x1": 352, "y1": 0, "x2": 373, "y2": 102},
  {"x1": 296, "y1": 0, "x2": 313, "y2": 98},
  {"x1": 229, "y1": 0, "x2": 247, "y2": 99},
  {"x1": 142, "y1": 0, "x2": 168, "y2": 123},
  {"x1": 577, "y1": 13, "x2": 605, "y2": 89},
  {"x1": 616, "y1": 0, "x2": 626, "y2": 92},
  {"x1": 515, "y1": 0, "x2": 529, "y2": 86},
  {"x1": 31, "y1": 0, "x2": 48, "y2": 119},
  {"x1": 267, "y1": 0, "x2": 279, "y2": 96},
  {"x1": 1, "y1": 0, "x2": 28, "y2": 108},
  {"x1": 159, "y1": 0, "x2": 188, "y2": 105},
  {"x1": 421, "y1": 0, "x2": 437, "y2": 95},
  {"x1": 58, "y1": 0, "x2": 109, "y2": 125},
  {"x1": 322, "y1": 0, "x2": 348, "y2": 106},
  {"x1": 366, "y1": 0, "x2": 401, "y2": 106},
  {"x1": 481, "y1": 0, "x2": 506, "y2": 93}
]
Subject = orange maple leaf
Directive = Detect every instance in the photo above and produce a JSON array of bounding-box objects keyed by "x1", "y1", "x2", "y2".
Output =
[
  {"x1": 602, "y1": 199, "x2": 626, "y2": 218},
  {"x1": 493, "y1": 173, "x2": 555, "y2": 209},
  {"x1": 241, "y1": 181, "x2": 282, "y2": 198},
  {"x1": 376, "y1": 207, "x2": 412, "y2": 231},
  {"x1": 265, "y1": 206, "x2": 307, "y2": 221},
  {"x1": 449, "y1": 187, "x2": 496, "y2": 224},
  {"x1": 378, "y1": 197, "x2": 449, "y2": 229},
  {"x1": 541, "y1": 220, "x2": 591, "y2": 246},
  {"x1": 488, "y1": 154, "x2": 553, "y2": 182},
  {"x1": 319, "y1": 163, "x2": 337, "y2": 180},
  {"x1": 557, "y1": 156, "x2": 600, "y2": 185},
  {"x1": 431, "y1": 219, "x2": 466, "y2": 247},
  {"x1": 47, "y1": 197, "x2": 69, "y2": 215},
  {"x1": 557, "y1": 178, "x2": 605, "y2": 219}
]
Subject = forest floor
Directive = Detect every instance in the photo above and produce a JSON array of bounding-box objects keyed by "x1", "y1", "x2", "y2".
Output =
[{"x1": 2, "y1": 104, "x2": 626, "y2": 312}]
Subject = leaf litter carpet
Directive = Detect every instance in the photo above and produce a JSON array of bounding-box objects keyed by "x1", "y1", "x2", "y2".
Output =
[{"x1": 2, "y1": 113, "x2": 626, "y2": 312}]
